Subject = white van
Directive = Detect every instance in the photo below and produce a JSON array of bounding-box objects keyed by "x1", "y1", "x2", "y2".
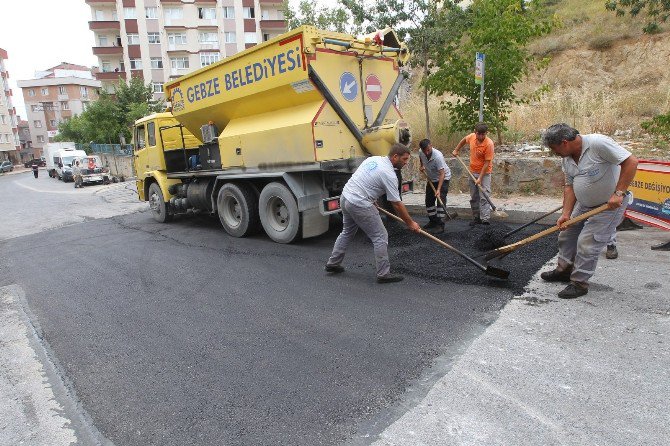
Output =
[{"x1": 44, "y1": 143, "x2": 87, "y2": 181}]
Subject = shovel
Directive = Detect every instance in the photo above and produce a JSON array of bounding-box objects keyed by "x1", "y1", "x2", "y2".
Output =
[
  {"x1": 375, "y1": 205, "x2": 510, "y2": 280},
  {"x1": 454, "y1": 155, "x2": 508, "y2": 219},
  {"x1": 421, "y1": 169, "x2": 456, "y2": 222},
  {"x1": 483, "y1": 203, "x2": 610, "y2": 261},
  {"x1": 502, "y1": 205, "x2": 564, "y2": 239}
]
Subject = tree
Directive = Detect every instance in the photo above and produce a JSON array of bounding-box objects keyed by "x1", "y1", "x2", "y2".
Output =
[
  {"x1": 281, "y1": 0, "x2": 358, "y2": 34},
  {"x1": 605, "y1": 0, "x2": 670, "y2": 33},
  {"x1": 56, "y1": 77, "x2": 163, "y2": 144},
  {"x1": 341, "y1": 0, "x2": 464, "y2": 139},
  {"x1": 425, "y1": 0, "x2": 555, "y2": 142}
]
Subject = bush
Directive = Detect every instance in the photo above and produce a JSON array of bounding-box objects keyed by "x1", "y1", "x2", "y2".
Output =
[{"x1": 641, "y1": 112, "x2": 670, "y2": 138}]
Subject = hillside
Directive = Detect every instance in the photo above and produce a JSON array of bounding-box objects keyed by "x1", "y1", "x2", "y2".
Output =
[{"x1": 406, "y1": 0, "x2": 670, "y2": 160}]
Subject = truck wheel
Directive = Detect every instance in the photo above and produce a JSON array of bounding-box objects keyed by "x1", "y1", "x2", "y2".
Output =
[
  {"x1": 148, "y1": 183, "x2": 172, "y2": 223},
  {"x1": 259, "y1": 182, "x2": 300, "y2": 244},
  {"x1": 217, "y1": 183, "x2": 259, "y2": 237}
]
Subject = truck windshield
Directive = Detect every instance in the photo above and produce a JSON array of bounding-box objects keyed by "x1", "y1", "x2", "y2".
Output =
[{"x1": 62, "y1": 156, "x2": 77, "y2": 167}]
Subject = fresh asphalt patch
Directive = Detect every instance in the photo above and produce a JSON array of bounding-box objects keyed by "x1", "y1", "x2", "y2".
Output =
[{"x1": 0, "y1": 211, "x2": 557, "y2": 445}]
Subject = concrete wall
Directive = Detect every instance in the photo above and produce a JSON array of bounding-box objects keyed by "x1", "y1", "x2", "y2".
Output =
[
  {"x1": 405, "y1": 154, "x2": 565, "y2": 197},
  {"x1": 98, "y1": 153, "x2": 134, "y2": 180}
]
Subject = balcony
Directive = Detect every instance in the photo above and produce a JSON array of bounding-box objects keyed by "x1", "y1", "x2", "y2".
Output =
[
  {"x1": 95, "y1": 71, "x2": 127, "y2": 81},
  {"x1": 89, "y1": 20, "x2": 120, "y2": 31},
  {"x1": 92, "y1": 46, "x2": 124, "y2": 55},
  {"x1": 85, "y1": 0, "x2": 116, "y2": 4},
  {"x1": 199, "y1": 42, "x2": 220, "y2": 50},
  {"x1": 260, "y1": 20, "x2": 287, "y2": 30}
]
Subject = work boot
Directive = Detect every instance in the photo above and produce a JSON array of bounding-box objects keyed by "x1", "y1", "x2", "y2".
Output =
[
  {"x1": 540, "y1": 268, "x2": 572, "y2": 283},
  {"x1": 376, "y1": 274, "x2": 404, "y2": 284},
  {"x1": 469, "y1": 217, "x2": 483, "y2": 227},
  {"x1": 557, "y1": 282, "x2": 589, "y2": 299},
  {"x1": 325, "y1": 264, "x2": 345, "y2": 274},
  {"x1": 606, "y1": 244, "x2": 618, "y2": 259},
  {"x1": 422, "y1": 218, "x2": 439, "y2": 229}
]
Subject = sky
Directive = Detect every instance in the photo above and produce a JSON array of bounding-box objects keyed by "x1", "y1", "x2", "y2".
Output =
[{"x1": 0, "y1": 0, "x2": 98, "y2": 119}]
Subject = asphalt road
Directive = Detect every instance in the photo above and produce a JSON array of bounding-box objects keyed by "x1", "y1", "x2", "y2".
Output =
[{"x1": 0, "y1": 171, "x2": 556, "y2": 445}]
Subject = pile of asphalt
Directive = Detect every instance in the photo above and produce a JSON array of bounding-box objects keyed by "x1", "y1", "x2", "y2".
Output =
[{"x1": 384, "y1": 218, "x2": 558, "y2": 293}]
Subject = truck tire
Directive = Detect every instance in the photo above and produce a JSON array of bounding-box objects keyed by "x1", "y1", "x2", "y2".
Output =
[
  {"x1": 217, "y1": 183, "x2": 259, "y2": 237},
  {"x1": 259, "y1": 182, "x2": 300, "y2": 244},
  {"x1": 148, "y1": 182, "x2": 172, "y2": 223}
]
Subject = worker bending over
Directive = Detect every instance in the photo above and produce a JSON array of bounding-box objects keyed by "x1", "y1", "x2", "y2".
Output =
[
  {"x1": 419, "y1": 138, "x2": 451, "y2": 233},
  {"x1": 541, "y1": 123, "x2": 638, "y2": 299},
  {"x1": 325, "y1": 144, "x2": 420, "y2": 283}
]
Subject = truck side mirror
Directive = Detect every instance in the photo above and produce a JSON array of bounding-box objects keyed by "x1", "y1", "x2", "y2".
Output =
[{"x1": 58, "y1": 163, "x2": 63, "y2": 168}]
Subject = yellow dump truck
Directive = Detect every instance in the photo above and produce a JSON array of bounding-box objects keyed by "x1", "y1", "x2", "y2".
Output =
[{"x1": 133, "y1": 26, "x2": 411, "y2": 243}]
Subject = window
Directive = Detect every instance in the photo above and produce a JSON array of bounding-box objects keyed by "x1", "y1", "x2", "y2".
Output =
[
  {"x1": 198, "y1": 7, "x2": 216, "y2": 19},
  {"x1": 152, "y1": 82, "x2": 164, "y2": 93},
  {"x1": 123, "y1": 7, "x2": 136, "y2": 19},
  {"x1": 262, "y1": 10, "x2": 269, "y2": 20},
  {"x1": 61, "y1": 101, "x2": 69, "y2": 110},
  {"x1": 37, "y1": 135, "x2": 45, "y2": 143},
  {"x1": 200, "y1": 53, "x2": 220, "y2": 67},
  {"x1": 170, "y1": 57, "x2": 189, "y2": 69},
  {"x1": 31, "y1": 105, "x2": 39, "y2": 112},
  {"x1": 164, "y1": 8, "x2": 183, "y2": 19},
  {"x1": 28, "y1": 89, "x2": 35, "y2": 97},
  {"x1": 130, "y1": 58, "x2": 143, "y2": 70},
  {"x1": 223, "y1": 7, "x2": 235, "y2": 19},
  {"x1": 135, "y1": 124, "x2": 145, "y2": 149},
  {"x1": 99, "y1": 35, "x2": 108, "y2": 46},
  {"x1": 41, "y1": 87, "x2": 49, "y2": 95},
  {"x1": 0, "y1": 115, "x2": 5, "y2": 124},
  {"x1": 150, "y1": 58, "x2": 163, "y2": 69},
  {"x1": 244, "y1": 32, "x2": 258, "y2": 44},
  {"x1": 34, "y1": 120, "x2": 42, "y2": 128},
  {"x1": 145, "y1": 7, "x2": 158, "y2": 19},
  {"x1": 224, "y1": 32, "x2": 236, "y2": 43},
  {"x1": 148, "y1": 32, "x2": 161, "y2": 44},
  {"x1": 80, "y1": 86, "x2": 88, "y2": 97},
  {"x1": 263, "y1": 33, "x2": 270, "y2": 42},
  {"x1": 95, "y1": 10, "x2": 104, "y2": 21},
  {"x1": 199, "y1": 32, "x2": 217, "y2": 43},
  {"x1": 147, "y1": 122, "x2": 156, "y2": 146},
  {"x1": 127, "y1": 34, "x2": 140, "y2": 45},
  {"x1": 58, "y1": 86, "x2": 66, "y2": 94},
  {"x1": 102, "y1": 61, "x2": 111, "y2": 72},
  {"x1": 277, "y1": 10, "x2": 284, "y2": 20},
  {"x1": 243, "y1": 7, "x2": 255, "y2": 18},
  {"x1": 168, "y1": 33, "x2": 187, "y2": 45},
  {"x1": 50, "y1": 119, "x2": 57, "y2": 127}
]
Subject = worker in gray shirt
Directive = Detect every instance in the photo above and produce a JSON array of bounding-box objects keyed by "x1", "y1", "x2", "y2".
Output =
[
  {"x1": 326, "y1": 144, "x2": 420, "y2": 283},
  {"x1": 540, "y1": 123, "x2": 638, "y2": 299},
  {"x1": 419, "y1": 138, "x2": 451, "y2": 232}
]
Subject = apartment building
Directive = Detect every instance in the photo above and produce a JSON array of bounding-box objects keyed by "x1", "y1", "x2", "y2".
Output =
[
  {"x1": 17, "y1": 63, "x2": 101, "y2": 156},
  {"x1": 18, "y1": 118, "x2": 36, "y2": 163},
  {"x1": 0, "y1": 48, "x2": 21, "y2": 163},
  {"x1": 86, "y1": 0, "x2": 287, "y2": 96}
]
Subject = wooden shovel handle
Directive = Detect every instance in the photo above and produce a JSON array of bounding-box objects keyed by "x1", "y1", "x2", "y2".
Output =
[
  {"x1": 500, "y1": 203, "x2": 610, "y2": 252},
  {"x1": 421, "y1": 169, "x2": 447, "y2": 210}
]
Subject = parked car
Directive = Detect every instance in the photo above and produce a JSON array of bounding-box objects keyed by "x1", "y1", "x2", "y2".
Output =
[
  {"x1": 24, "y1": 158, "x2": 45, "y2": 168},
  {"x1": 0, "y1": 160, "x2": 13, "y2": 172}
]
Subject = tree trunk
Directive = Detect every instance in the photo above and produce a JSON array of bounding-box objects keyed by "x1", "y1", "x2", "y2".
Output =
[{"x1": 423, "y1": 59, "x2": 431, "y2": 139}]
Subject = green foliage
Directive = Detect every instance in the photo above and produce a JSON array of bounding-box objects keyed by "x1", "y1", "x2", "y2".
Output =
[
  {"x1": 605, "y1": 0, "x2": 670, "y2": 33},
  {"x1": 281, "y1": 0, "x2": 359, "y2": 33},
  {"x1": 56, "y1": 77, "x2": 163, "y2": 144},
  {"x1": 425, "y1": 0, "x2": 556, "y2": 141},
  {"x1": 641, "y1": 111, "x2": 670, "y2": 137}
]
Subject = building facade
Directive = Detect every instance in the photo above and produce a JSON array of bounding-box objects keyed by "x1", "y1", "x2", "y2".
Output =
[
  {"x1": 86, "y1": 0, "x2": 287, "y2": 96},
  {"x1": 17, "y1": 118, "x2": 36, "y2": 163},
  {"x1": 0, "y1": 48, "x2": 21, "y2": 163},
  {"x1": 17, "y1": 63, "x2": 101, "y2": 157}
]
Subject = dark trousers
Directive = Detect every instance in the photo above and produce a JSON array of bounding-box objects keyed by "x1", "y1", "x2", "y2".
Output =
[
  {"x1": 425, "y1": 180, "x2": 449, "y2": 220},
  {"x1": 32, "y1": 169, "x2": 38, "y2": 178}
]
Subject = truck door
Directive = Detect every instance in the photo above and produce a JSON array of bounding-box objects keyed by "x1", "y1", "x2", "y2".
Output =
[
  {"x1": 133, "y1": 123, "x2": 149, "y2": 197},
  {"x1": 146, "y1": 121, "x2": 165, "y2": 171}
]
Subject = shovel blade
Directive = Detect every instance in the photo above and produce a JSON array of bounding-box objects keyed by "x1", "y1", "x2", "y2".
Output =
[{"x1": 485, "y1": 265, "x2": 510, "y2": 280}]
